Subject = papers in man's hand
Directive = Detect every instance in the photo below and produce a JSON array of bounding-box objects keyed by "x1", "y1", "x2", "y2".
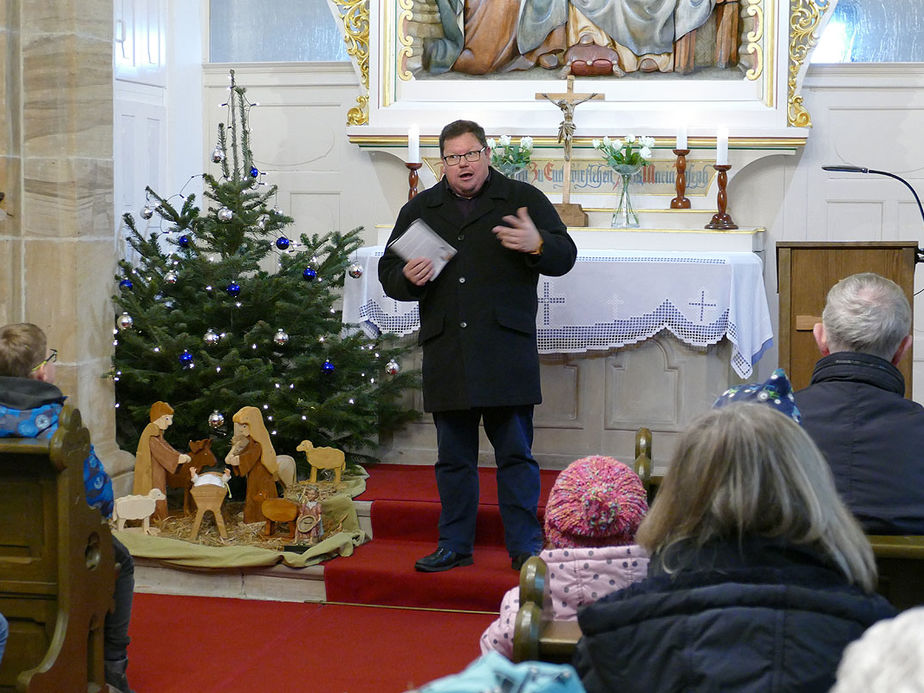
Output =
[{"x1": 387, "y1": 219, "x2": 457, "y2": 280}]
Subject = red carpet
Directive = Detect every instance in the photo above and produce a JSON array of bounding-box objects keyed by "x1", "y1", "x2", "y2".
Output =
[
  {"x1": 324, "y1": 464, "x2": 560, "y2": 611},
  {"x1": 128, "y1": 593, "x2": 494, "y2": 692}
]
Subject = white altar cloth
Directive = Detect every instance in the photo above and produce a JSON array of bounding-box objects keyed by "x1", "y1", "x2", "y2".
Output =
[{"x1": 342, "y1": 247, "x2": 773, "y2": 379}]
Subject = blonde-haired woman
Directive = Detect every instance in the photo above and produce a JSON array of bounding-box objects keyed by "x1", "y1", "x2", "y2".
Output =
[
  {"x1": 574, "y1": 403, "x2": 895, "y2": 693},
  {"x1": 226, "y1": 406, "x2": 279, "y2": 523}
]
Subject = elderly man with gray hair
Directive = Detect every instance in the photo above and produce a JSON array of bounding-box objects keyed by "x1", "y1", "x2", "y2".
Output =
[{"x1": 796, "y1": 272, "x2": 924, "y2": 535}]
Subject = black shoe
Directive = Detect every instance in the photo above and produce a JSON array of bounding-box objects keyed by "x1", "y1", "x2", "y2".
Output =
[
  {"x1": 415, "y1": 547, "x2": 473, "y2": 573},
  {"x1": 511, "y1": 552, "x2": 538, "y2": 571}
]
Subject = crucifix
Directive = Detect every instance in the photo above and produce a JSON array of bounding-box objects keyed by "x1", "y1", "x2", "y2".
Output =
[{"x1": 537, "y1": 75, "x2": 604, "y2": 227}]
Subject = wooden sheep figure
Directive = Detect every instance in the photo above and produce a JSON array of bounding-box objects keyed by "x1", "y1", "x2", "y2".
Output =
[
  {"x1": 113, "y1": 489, "x2": 167, "y2": 534},
  {"x1": 296, "y1": 440, "x2": 345, "y2": 484}
]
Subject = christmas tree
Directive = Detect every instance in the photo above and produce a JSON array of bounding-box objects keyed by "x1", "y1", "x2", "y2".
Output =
[{"x1": 112, "y1": 70, "x2": 419, "y2": 469}]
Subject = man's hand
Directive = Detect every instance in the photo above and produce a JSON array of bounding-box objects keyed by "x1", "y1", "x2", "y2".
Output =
[
  {"x1": 178, "y1": 453, "x2": 191, "y2": 465},
  {"x1": 403, "y1": 257, "x2": 434, "y2": 286},
  {"x1": 492, "y1": 207, "x2": 542, "y2": 253}
]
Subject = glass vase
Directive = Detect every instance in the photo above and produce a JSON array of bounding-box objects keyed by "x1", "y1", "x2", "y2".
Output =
[
  {"x1": 495, "y1": 162, "x2": 528, "y2": 181},
  {"x1": 611, "y1": 164, "x2": 642, "y2": 228}
]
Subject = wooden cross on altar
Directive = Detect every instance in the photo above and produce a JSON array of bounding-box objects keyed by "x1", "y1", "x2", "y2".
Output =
[{"x1": 537, "y1": 76, "x2": 603, "y2": 226}]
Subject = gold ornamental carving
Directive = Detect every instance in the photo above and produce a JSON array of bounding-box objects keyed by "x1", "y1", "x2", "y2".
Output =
[
  {"x1": 788, "y1": 0, "x2": 830, "y2": 128},
  {"x1": 744, "y1": 0, "x2": 764, "y2": 81},
  {"x1": 332, "y1": 0, "x2": 370, "y2": 125},
  {"x1": 397, "y1": 0, "x2": 414, "y2": 81}
]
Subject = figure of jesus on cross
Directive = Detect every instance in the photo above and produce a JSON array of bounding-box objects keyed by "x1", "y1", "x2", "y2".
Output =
[{"x1": 537, "y1": 75, "x2": 603, "y2": 225}]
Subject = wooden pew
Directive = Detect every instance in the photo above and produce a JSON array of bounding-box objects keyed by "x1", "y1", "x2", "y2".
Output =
[
  {"x1": 867, "y1": 535, "x2": 924, "y2": 611},
  {"x1": 0, "y1": 406, "x2": 116, "y2": 692}
]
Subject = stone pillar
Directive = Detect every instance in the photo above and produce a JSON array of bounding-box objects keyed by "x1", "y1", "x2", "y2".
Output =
[{"x1": 1, "y1": 1, "x2": 134, "y2": 491}]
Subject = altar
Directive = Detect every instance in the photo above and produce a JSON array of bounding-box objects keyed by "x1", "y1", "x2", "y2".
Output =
[{"x1": 343, "y1": 241, "x2": 774, "y2": 472}]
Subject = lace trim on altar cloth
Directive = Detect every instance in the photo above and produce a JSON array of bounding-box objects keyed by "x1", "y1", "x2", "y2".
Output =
[{"x1": 354, "y1": 299, "x2": 764, "y2": 378}]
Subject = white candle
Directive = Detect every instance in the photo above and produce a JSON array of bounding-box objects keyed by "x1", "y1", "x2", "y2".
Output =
[
  {"x1": 716, "y1": 128, "x2": 728, "y2": 166},
  {"x1": 676, "y1": 124, "x2": 688, "y2": 151},
  {"x1": 407, "y1": 125, "x2": 420, "y2": 164}
]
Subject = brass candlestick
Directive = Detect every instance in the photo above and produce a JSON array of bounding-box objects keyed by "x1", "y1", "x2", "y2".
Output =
[
  {"x1": 705, "y1": 164, "x2": 738, "y2": 229},
  {"x1": 406, "y1": 162, "x2": 422, "y2": 200},
  {"x1": 670, "y1": 149, "x2": 691, "y2": 209}
]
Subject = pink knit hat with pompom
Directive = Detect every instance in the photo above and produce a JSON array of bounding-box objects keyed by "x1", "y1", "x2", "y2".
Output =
[{"x1": 544, "y1": 455, "x2": 648, "y2": 549}]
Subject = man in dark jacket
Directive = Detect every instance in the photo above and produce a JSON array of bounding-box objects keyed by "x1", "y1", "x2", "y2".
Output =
[
  {"x1": 796, "y1": 272, "x2": 924, "y2": 535},
  {"x1": 378, "y1": 120, "x2": 577, "y2": 572}
]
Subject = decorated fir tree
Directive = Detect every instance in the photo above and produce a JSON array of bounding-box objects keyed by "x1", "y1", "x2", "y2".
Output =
[{"x1": 112, "y1": 71, "x2": 419, "y2": 468}]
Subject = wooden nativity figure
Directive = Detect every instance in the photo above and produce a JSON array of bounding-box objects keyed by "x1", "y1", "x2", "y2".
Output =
[
  {"x1": 295, "y1": 485, "x2": 324, "y2": 546},
  {"x1": 225, "y1": 405, "x2": 280, "y2": 523},
  {"x1": 133, "y1": 400, "x2": 191, "y2": 521}
]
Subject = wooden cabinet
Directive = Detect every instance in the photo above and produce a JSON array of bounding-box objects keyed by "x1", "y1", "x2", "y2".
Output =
[{"x1": 776, "y1": 241, "x2": 918, "y2": 396}]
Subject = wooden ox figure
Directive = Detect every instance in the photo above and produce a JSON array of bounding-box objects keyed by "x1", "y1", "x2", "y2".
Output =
[
  {"x1": 296, "y1": 439, "x2": 345, "y2": 484},
  {"x1": 166, "y1": 438, "x2": 218, "y2": 513}
]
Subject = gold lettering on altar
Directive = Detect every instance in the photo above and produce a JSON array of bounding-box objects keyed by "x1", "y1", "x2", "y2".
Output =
[{"x1": 424, "y1": 158, "x2": 718, "y2": 198}]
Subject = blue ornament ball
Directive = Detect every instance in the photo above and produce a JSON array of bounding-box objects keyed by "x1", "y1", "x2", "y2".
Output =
[
  {"x1": 250, "y1": 166, "x2": 259, "y2": 178},
  {"x1": 178, "y1": 235, "x2": 190, "y2": 248},
  {"x1": 302, "y1": 267, "x2": 317, "y2": 281},
  {"x1": 119, "y1": 278, "x2": 133, "y2": 290},
  {"x1": 179, "y1": 350, "x2": 194, "y2": 368},
  {"x1": 321, "y1": 359, "x2": 335, "y2": 374},
  {"x1": 275, "y1": 237, "x2": 290, "y2": 250},
  {"x1": 226, "y1": 282, "x2": 241, "y2": 297}
]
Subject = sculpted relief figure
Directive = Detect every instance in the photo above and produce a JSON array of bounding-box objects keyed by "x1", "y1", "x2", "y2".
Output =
[{"x1": 423, "y1": 0, "x2": 736, "y2": 77}]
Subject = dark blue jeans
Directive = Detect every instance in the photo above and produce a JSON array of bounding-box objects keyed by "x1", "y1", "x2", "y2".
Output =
[
  {"x1": 433, "y1": 406, "x2": 543, "y2": 557},
  {"x1": 105, "y1": 536, "x2": 134, "y2": 662}
]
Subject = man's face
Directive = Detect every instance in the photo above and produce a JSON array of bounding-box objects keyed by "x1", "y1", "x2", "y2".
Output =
[
  {"x1": 442, "y1": 132, "x2": 490, "y2": 199},
  {"x1": 154, "y1": 414, "x2": 173, "y2": 431}
]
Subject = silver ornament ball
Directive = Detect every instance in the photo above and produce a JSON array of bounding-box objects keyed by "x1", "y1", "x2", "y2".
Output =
[
  {"x1": 217, "y1": 207, "x2": 233, "y2": 222},
  {"x1": 208, "y1": 410, "x2": 225, "y2": 428},
  {"x1": 164, "y1": 270, "x2": 178, "y2": 284},
  {"x1": 348, "y1": 263, "x2": 364, "y2": 279},
  {"x1": 385, "y1": 359, "x2": 400, "y2": 375},
  {"x1": 116, "y1": 312, "x2": 134, "y2": 331},
  {"x1": 203, "y1": 329, "x2": 220, "y2": 346},
  {"x1": 140, "y1": 205, "x2": 154, "y2": 220},
  {"x1": 211, "y1": 147, "x2": 225, "y2": 163},
  {"x1": 273, "y1": 328, "x2": 289, "y2": 346}
]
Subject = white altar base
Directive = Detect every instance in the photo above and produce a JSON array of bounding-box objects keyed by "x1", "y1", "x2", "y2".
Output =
[{"x1": 352, "y1": 228, "x2": 770, "y2": 475}]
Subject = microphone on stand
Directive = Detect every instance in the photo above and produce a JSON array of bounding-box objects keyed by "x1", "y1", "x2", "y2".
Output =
[{"x1": 822, "y1": 165, "x2": 924, "y2": 262}]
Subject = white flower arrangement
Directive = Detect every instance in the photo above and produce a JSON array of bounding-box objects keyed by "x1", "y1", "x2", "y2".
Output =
[
  {"x1": 593, "y1": 135, "x2": 656, "y2": 169},
  {"x1": 487, "y1": 135, "x2": 534, "y2": 177}
]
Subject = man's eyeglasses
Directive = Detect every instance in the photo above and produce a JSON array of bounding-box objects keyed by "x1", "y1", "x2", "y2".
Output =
[
  {"x1": 31, "y1": 348, "x2": 57, "y2": 373},
  {"x1": 442, "y1": 147, "x2": 486, "y2": 166}
]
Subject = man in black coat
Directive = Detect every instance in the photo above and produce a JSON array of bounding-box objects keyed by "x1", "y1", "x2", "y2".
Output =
[
  {"x1": 378, "y1": 120, "x2": 577, "y2": 572},
  {"x1": 796, "y1": 272, "x2": 924, "y2": 535}
]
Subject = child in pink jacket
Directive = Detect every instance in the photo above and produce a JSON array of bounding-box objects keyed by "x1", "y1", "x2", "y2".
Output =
[{"x1": 480, "y1": 455, "x2": 649, "y2": 658}]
